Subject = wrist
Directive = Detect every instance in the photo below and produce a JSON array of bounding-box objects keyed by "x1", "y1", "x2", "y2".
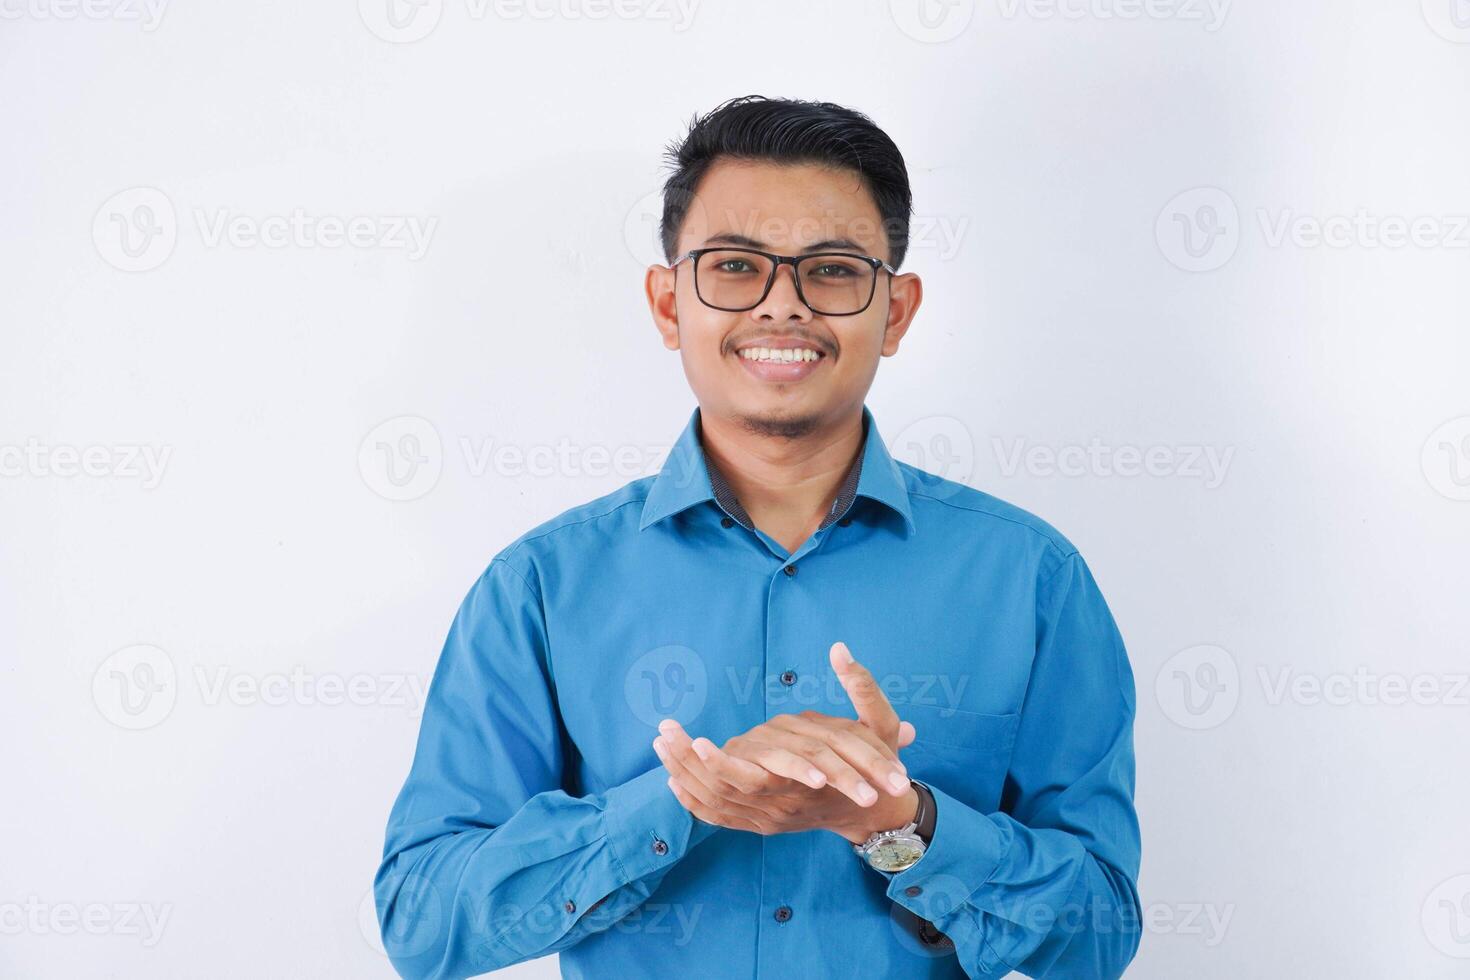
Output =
[{"x1": 839, "y1": 785, "x2": 919, "y2": 844}]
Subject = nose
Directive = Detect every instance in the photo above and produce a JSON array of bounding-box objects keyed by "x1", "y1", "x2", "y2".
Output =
[{"x1": 751, "y1": 262, "x2": 812, "y2": 322}]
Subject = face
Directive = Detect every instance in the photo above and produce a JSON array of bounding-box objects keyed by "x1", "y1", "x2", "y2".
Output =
[{"x1": 646, "y1": 159, "x2": 922, "y2": 439}]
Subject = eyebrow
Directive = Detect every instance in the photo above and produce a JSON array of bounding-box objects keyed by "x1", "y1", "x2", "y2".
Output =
[{"x1": 701, "y1": 232, "x2": 869, "y2": 253}]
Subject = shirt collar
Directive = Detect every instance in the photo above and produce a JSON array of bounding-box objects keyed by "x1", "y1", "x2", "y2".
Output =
[{"x1": 638, "y1": 404, "x2": 915, "y2": 536}]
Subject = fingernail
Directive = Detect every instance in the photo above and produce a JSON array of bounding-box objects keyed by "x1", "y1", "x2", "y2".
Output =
[
  {"x1": 658, "y1": 718, "x2": 677, "y2": 732},
  {"x1": 808, "y1": 768, "x2": 826, "y2": 786},
  {"x1": 888, "y1": 772, "x2": 909, "y2": 793},
  {"x1": 692, "y1": 740, "x2": 709, "y2": 760},
  {"x1": 856, "y1": 782, "x2": 877, "y2": 804},
  {"x1": 833, "y1": 643, "x2": 853, "y2": 665}
]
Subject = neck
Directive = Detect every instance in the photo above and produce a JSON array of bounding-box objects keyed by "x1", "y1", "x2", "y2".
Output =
[{"x1": 697, "y1": 406, "x2": 865, "y2": 540}]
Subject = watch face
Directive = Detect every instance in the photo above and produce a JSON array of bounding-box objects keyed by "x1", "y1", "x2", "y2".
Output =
[{"x1": 869, "y1": 836, "x2": 925, "y2": 872}]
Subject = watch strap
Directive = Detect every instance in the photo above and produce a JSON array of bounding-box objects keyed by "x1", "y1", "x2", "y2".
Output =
[{"x1": 911, "y1": 780, "x2": 936, "y2": 845}]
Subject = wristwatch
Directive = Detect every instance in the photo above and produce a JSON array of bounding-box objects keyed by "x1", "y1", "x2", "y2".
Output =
[{"x1": 853, "y1": 779, "x2": 936, "y2": 872}]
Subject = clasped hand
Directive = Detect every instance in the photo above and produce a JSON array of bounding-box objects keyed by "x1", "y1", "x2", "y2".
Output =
[{"x1": 652, "y1": 642, "x2": 919, "y2": 845}]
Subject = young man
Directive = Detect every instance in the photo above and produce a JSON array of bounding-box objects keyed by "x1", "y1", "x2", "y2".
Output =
[{"x1": 376, "y1": 96, "x2": 1142, "y2": 979}]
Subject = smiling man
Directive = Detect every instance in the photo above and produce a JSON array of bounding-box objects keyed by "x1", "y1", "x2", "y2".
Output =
[{"x1": 376, "y1": 96, "x2": 1142, "y2": 979}]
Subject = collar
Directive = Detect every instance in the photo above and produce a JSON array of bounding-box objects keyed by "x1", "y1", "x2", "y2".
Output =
[{"x1": 638, "y1": 404, "x2": 916, "y2": 536}]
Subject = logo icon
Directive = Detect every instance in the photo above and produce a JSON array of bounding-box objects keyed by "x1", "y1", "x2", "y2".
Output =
[
  {"x1": 890, "y1": 0, "x2": 975, "y2": 43},
  {"x1": 1422, "y1": 416, "x2": 1470, "y2": 501},
  {"x1": 359, "y1": 416, "x2": 443, "y2": 501},
  {"x1": 889, "y1": 872, "x2": 968, "y2": 958},
  {"x1": 1156, "y1": 187, "x2": 1239, "y2": 272},
  {"x1": 1422, "y1": 0, "x2": 1470, "y2": 42},
  {"x1": 369, "y1": 874, "x2": 444, "y2": 959},
  {"x1": 623, "y1": 186, "x2": 708, "y2": 270},
  {"x1": 624, "y1": 645, "x2": 708, "y2": 729},
  {"x1": 93, "y1": 187, "x2": 177, "y2": 272},
  {"x1": 92, "y1": 644, "x2": 177, "y2": 730},
  {"x1": 359, "y1": 0, "x2": 443, "y2": 43},
  {"x1": 1155, "y1": 644, "x2": 1239, "y2": 730},
  {"x1": 1423, "y1": 874, "x2": 1470, "y2": 957},
  {"x1": 889, "y1": 415, "x2": 974, "y2": 500}
]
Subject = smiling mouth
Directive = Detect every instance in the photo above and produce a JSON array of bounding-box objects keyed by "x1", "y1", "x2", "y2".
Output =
[
  {"x1": 732, "y1": 344, "x2": 828, "y2": 383},
  {"x1": 735, "y1": 345, "x2": 825, "y2": 363}
]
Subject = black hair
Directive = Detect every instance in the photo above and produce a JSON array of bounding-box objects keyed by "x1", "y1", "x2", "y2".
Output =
[{"x1": 658, "y1": 95, "x2": 913, "y2": 268}]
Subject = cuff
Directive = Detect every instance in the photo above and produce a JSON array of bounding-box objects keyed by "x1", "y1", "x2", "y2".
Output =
[
  {"x1": 603, "y1": 765, "x2": 720, "y2": 882},
  {"x1": 886, "y1": 781, "x2": 1010, "y2": 927}
]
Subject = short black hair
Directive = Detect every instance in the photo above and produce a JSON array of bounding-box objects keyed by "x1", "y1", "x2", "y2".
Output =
[{"x1": 659, "y1": 95, "x2": 913, "y2": 268}]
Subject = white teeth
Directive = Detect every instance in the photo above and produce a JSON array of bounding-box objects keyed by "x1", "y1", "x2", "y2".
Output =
[{"x1": 739, "y1": 347, "x2": 821, "y2": 363}]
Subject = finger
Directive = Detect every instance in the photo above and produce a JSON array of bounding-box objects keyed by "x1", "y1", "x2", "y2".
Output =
[
  {"x1": 654, "y1": 736, "x2": 776, "y2": 827},
  {"x1": 829, "y1": 642, "x2": 902, "y2": 748},
  {"x1": 654, "y1": 727, "x2": 774, "y2": 823},
  {"x1": 897, "y1": 720, "x2": 917, "y2": 748},
  {"x1": 775, "y1": 713, "x2": 910, "y2": 799},
  {"x1": 747, "y1": 727, "x2": 885, "y2": 807},
  {"x1": 652, "y1": 736, "x2": 717, "y2": 803},
  {"x1": 689, "y1": 736, "x2": 780, "y2": 797},
  {"x1": 722, "y1": 736, "x2": 830, "y2": 790},
  {"x1": 652, "y1": 733, "x2": 735, "y2": 807},
  {"x1": 665, "y1": 776, "x2": 765, "y2": 834},
  {"x1": 657, "y1": 721, "x2": 755, "y2": 797}
]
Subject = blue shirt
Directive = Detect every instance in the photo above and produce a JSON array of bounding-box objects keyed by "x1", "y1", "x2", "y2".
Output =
[{"x1": 376, "y1": 404, "x2": 1142, "y2": 979}]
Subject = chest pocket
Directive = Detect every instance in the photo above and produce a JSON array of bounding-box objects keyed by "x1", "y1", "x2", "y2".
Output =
[{"x1": 891, "y1": 699, "x2": 1020, "y2": 815}]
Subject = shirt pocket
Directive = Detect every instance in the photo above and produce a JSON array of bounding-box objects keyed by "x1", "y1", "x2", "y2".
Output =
[{"x1": 890, "y1": 698, "x2": 1020, "y2": 815}]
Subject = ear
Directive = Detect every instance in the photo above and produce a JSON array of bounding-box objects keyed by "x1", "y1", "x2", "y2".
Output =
[
  {"x1": 646, "y1": 263, "x2": 681, "y2": 351},
  {"x1": 879, "y1": 272, "x2": 923, "y2": 357}
]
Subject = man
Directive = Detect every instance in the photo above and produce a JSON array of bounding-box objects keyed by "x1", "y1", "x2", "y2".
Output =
[{"x1": 376, "y1": 95, "x2": 1142, "y2": 979}]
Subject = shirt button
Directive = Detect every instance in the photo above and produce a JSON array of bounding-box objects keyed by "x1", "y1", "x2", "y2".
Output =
[
  {"x1": 652, "y1": 838, "x2": 669, "y2": 856},
  {"x1": 904, "y1": 885, "x2": 923, "y2": 897},
  {"x1": 563, "y1": 900, "x2": 576, "y2": 914},
  {"x1": 773, "y1": 905, "x2": 792, "y2": 923},
  {"x1": 720, "y1": 516, "x2": 734, "y2": 528},
  {"x1": 783, "y1": 564, "x2": 797, "y2": 577},
  {"x1": 779, "y1": 670, "x2": 797, "y2": 687},
  {"x1": 838, "y1": 516, "x2": 852, "y2": 526}
]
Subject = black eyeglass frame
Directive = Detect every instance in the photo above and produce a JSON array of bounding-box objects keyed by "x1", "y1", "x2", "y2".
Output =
[{"x1": 669, "y1": 246, "x2": 898, "y2": 316}]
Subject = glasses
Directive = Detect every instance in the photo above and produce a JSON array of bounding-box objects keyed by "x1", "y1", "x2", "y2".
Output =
[{"x1": 670, "y1": 247, "x2": 897, "y2": 316}]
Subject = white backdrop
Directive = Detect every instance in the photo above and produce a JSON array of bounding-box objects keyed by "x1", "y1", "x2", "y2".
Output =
[{"x1": 3, "y1": 1, "x2": 1469, "y2": 977}]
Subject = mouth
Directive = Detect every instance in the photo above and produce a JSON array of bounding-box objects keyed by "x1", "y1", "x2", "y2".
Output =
[{"x1": 732, "y1": 343, "x2": 827, "y2": 383}]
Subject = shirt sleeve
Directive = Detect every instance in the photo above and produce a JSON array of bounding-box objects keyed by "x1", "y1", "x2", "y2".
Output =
[
  {"x1": 374, "y1": 555, "x2": 721, "y2": 980},
  {"x1": 885, "y1": 550, "x2": 1143, "y2": 979}
]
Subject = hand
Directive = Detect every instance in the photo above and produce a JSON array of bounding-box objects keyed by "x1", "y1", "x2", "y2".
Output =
[
  {"x1": 654, "y1": 712, "x2": 920, "y2": 843},
  {"x1": 653, "y1": 642, "x2": 921, "y2": 844}
]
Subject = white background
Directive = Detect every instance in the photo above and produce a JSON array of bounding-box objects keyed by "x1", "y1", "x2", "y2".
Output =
[{"x1": 3, "y1": 1, "x2": 1468, "y2": 977}]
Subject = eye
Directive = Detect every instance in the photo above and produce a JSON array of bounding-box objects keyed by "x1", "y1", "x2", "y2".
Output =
[
  {"x1": 713, "y1": 258, "x2": 758, "y2": 274},
  {"x1": 811, "y1": 263, "x2": 858, "y2": 278}
]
